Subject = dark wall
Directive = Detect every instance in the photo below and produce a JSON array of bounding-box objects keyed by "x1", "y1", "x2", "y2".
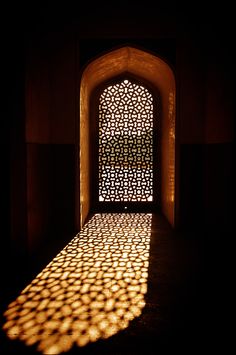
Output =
[
  {"x1": 1, "y1": 33, "x2": 29, "y2": 291},
  {"x1": 177, "y1": 32, "x2": 234, "y2": 232},
  {"x1": 25, "y1": 31, "x2": 77, "y2": 266},
  {"x1": 1, "y1": 28, "x2": 77, "y2": 284},
  {"x1": 204, "y1": 143, "x2": 233, "y2": 230}
]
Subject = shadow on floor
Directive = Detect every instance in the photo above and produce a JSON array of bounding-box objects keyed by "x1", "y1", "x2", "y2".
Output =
[{"x1": 0, "y1": 213, "x2": 227, "y2": 354}]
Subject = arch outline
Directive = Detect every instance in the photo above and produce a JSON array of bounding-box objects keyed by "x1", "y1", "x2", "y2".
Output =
[{"x1": 79, "y1": 46, "x2": 176, "y2": 227}]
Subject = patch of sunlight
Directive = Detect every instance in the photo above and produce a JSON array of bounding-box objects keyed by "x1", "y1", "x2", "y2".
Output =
[{"x1": 2, "y1": 213, "x2": 152, "y2": 354}]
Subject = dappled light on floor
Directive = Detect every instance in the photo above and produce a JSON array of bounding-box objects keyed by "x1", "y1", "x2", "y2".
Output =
[{"x1": 3, "y1": 213, "x2": 152, "y2": 354}]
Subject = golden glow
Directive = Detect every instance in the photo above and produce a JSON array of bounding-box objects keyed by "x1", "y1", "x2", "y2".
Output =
[
  {"x1": 99, "y1": 79, "x2": 154, "y2": 202},
  {"x1": 167, "y1": 92, "x2": 175, "y2": 203},
  {"x1": 80, "y1": 46, "x2": 176, "y2": 227},
  {"x1": 3, "y1": 213, "x2": 152, "y2": 354}
]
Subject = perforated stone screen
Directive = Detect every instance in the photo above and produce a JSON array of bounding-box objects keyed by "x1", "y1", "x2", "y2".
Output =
[{"x1": 99, "y1": 79, "x2": 154, "y2": 202}]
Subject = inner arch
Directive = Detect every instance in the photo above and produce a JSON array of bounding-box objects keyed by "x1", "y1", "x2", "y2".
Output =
[{"x1": 80, "y1": 46, "x2": 176, "y2": 227}]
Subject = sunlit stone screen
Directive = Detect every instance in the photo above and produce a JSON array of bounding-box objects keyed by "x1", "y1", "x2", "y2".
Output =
[
  {"x1": 99, "y1": 79, "x2": 154, "y2": 202},
  {"x1": 3, "y1": 213, "x2": 152, "y2": 354}
]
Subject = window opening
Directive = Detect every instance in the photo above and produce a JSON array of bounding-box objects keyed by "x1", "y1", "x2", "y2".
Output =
[{"x1": 98, "y1": 79, "x2": 154, "y2": 202}]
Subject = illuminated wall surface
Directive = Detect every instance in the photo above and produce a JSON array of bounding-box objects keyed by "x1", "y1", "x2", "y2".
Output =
[
  {"x1": 3, "y1": 213, "x2": 152, "y2": 354},
  {"x1": 99, "y1": 79, "x2": 154, "y2": 202}
]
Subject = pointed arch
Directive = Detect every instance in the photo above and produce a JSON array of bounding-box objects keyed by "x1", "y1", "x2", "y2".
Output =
[{"x1": 79, "y1": 46, "x2": 176, "y2": 227}]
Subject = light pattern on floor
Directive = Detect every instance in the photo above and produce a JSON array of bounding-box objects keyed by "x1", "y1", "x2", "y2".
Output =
[{"x1": 3, "y1": 213, "x2": 152, "y2": 354}]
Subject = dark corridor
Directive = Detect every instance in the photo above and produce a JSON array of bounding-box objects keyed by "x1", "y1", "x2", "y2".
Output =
[{"x1": 0, "y1": 3, "x2": 233, "y2": 354}]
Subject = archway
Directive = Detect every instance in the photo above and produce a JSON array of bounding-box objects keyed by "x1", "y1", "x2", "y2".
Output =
[{"x1": 79, "y1": 46, "x2": 176, "y2": 227}]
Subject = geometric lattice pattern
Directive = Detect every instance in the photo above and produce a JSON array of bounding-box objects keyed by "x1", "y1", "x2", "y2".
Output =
[
  {"x1": 3, "y1": 213, "x2": 152, "y2": 354},
  {"x1": 99, "y1": 79, "x2": 154, "y2": 201}
]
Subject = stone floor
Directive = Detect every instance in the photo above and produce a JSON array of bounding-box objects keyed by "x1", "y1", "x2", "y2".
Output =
[{"x1": 0, "y1": 213, "x2": 228, "y2": 354}]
